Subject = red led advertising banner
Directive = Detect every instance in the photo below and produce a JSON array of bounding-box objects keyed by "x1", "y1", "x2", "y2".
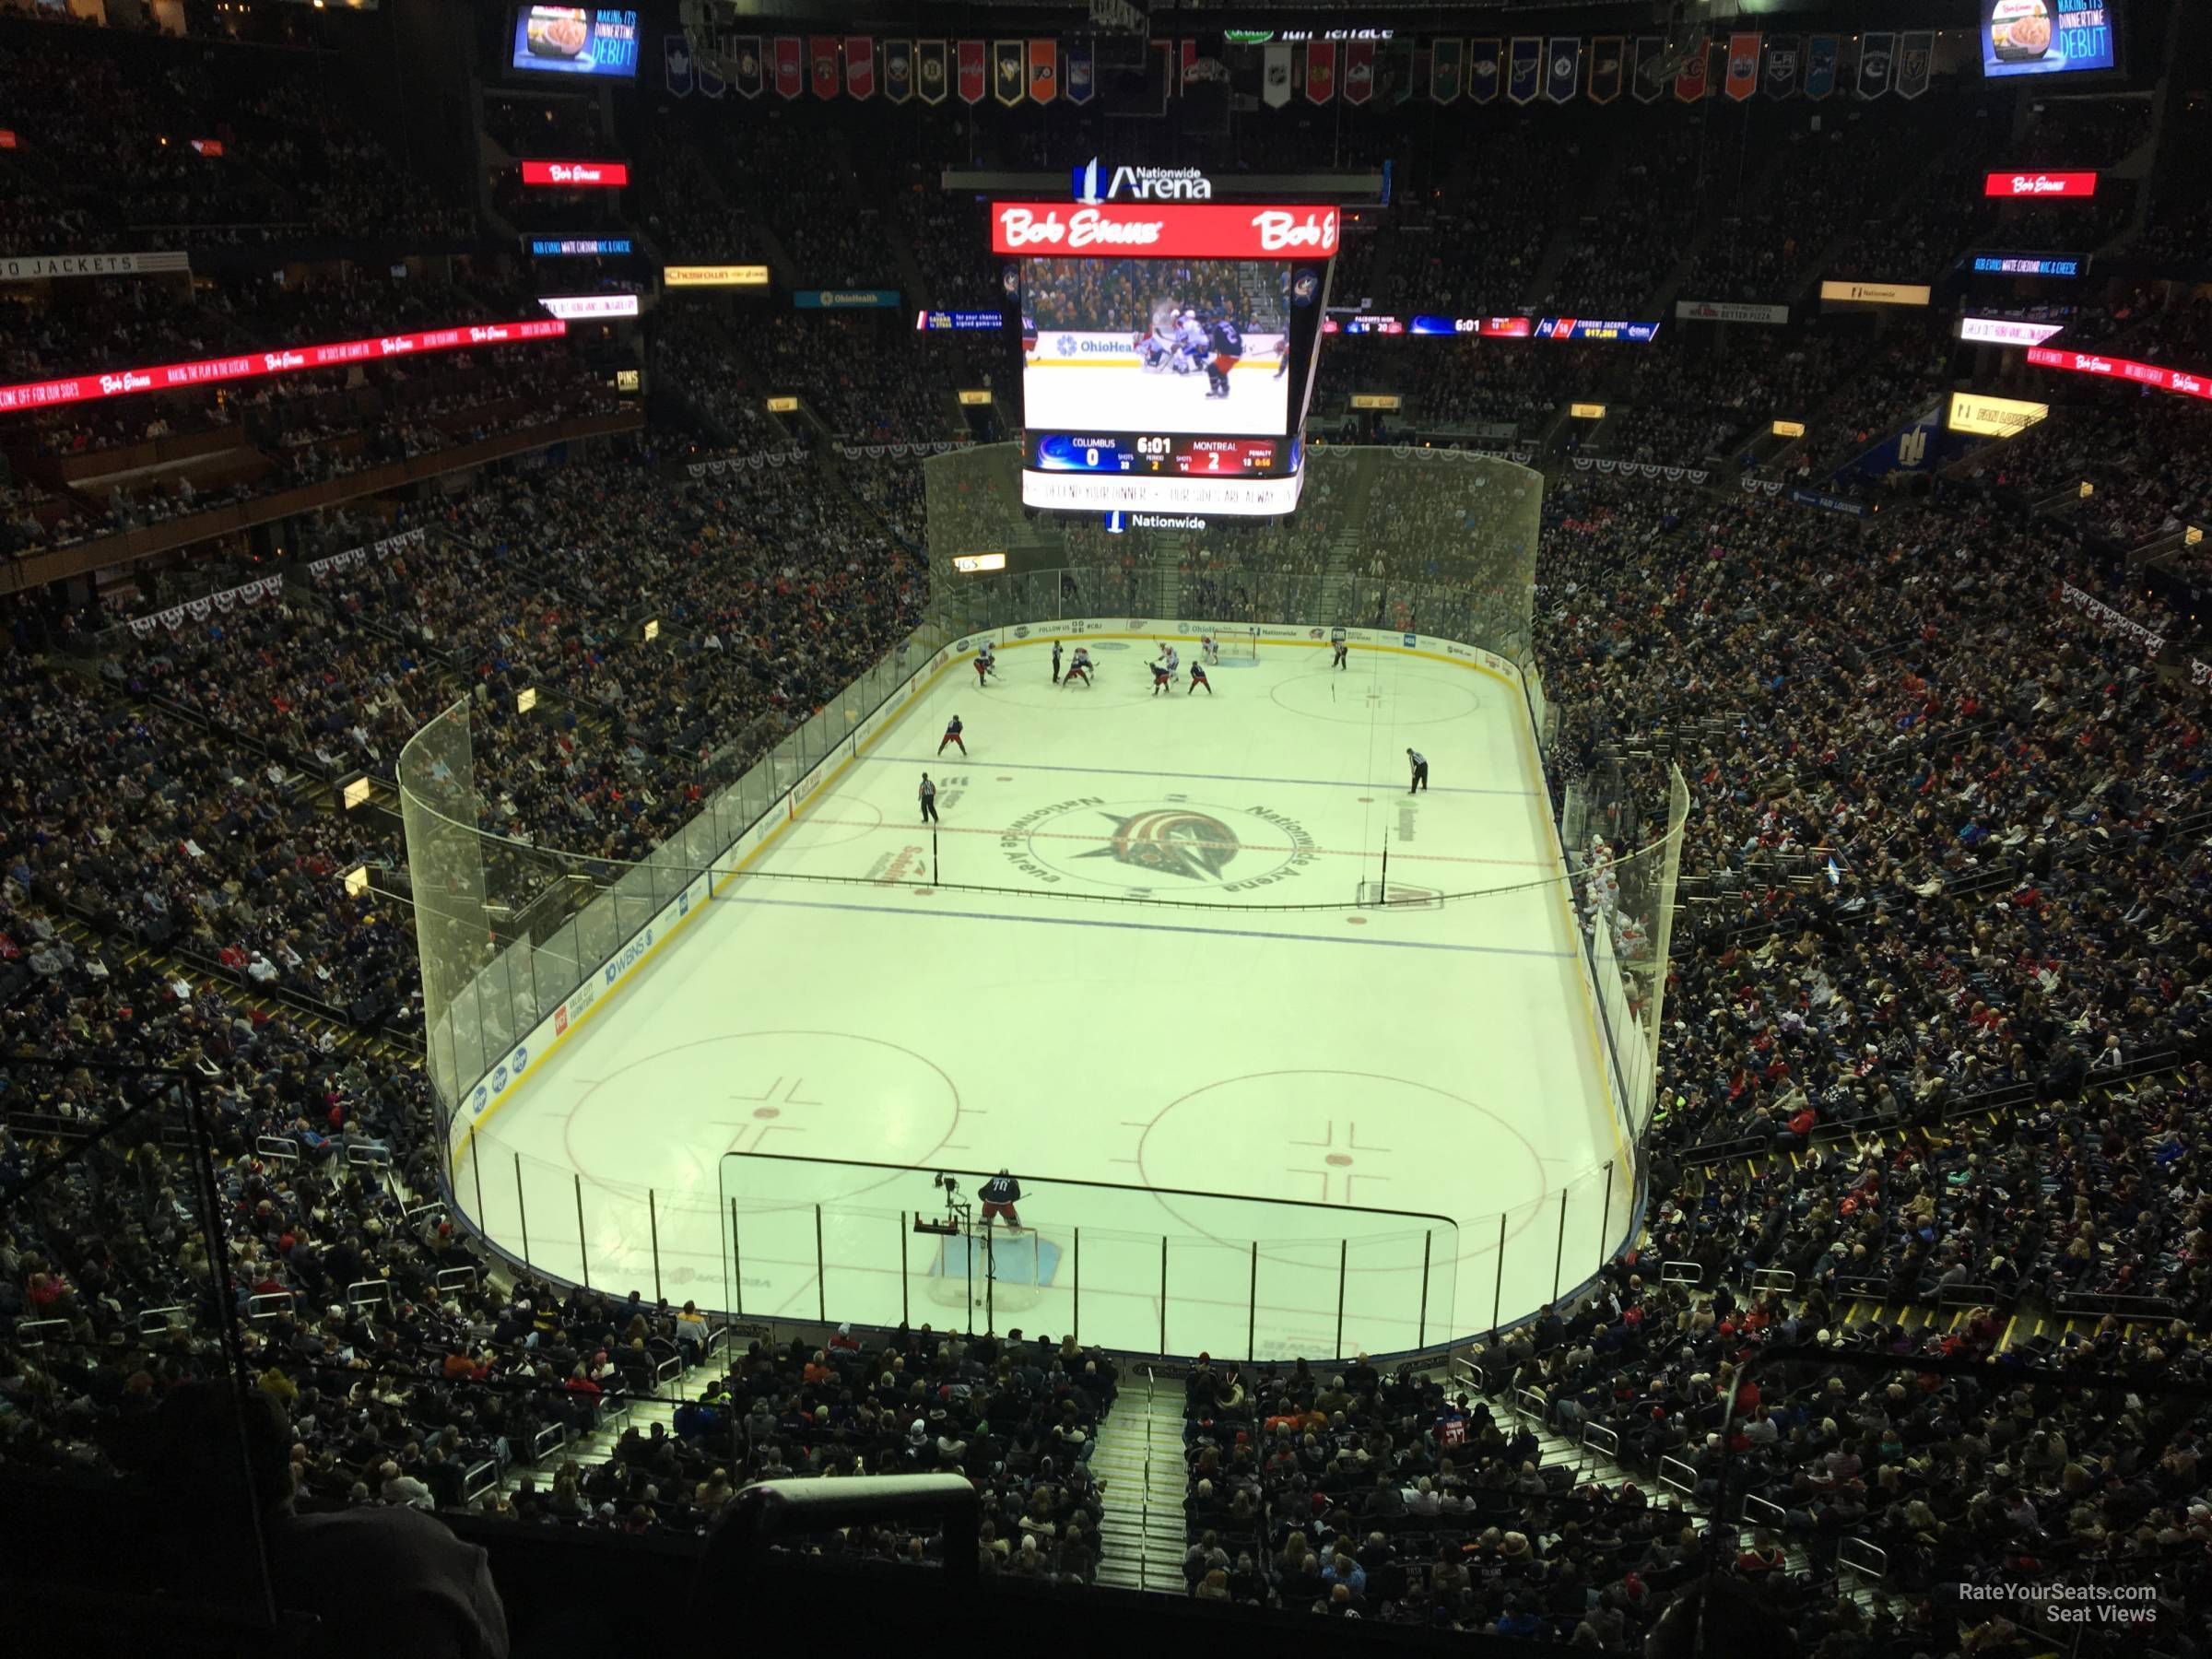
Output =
[
  {"x1": 520, "y1": 159, "x2": 630, "y2": 187},
  {"x1": 1984, "y1": 171, "x2": 2097, "y2": 197},
  {"x1": 2027, "y1": 345, "x2": 2212, "y2": 401},
  {"x1": 991, "y1": 201, "x2": 1341, "y2": 259},
  {"x1": 0, "y1": 319, "x2": 568, "y2": 415}
]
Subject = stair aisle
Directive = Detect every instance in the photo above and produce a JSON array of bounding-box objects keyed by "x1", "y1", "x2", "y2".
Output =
[{"x1": 1089, "y1": 1369, "x2": 1192, "y2": 1593}]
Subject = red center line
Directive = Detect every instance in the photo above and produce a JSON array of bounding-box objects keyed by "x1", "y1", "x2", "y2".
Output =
[{"x1": 792, "y1": 816, "x2": 1555, "y2": 867}]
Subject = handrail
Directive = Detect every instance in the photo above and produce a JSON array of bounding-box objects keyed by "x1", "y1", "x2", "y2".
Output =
[
  {"x1": 463, "y1": 1458, "x2": 500, "y2": 1503},
  {"x1": 16, "y1": 1319, "x2": 69, "y2": 1348},
  {"x1": 1838, "y1": 1535, "x2": 1888, "y2": 1587},
  {"x1": 1659, "y1": 1260, "x2": 1703, "y2": 1286},
  {"x1": 697, "y1": 1474, "x2": 980, "y2": 1601},
  {"x1": 1741, "y1": 1492, "x2": 1789, "y2": 1535},
  {"x1": 246, "y1": 1290, "x2": 296, "y2": 1322},
  {"x1": 1582, "y1": 1422, "x2": 1622, "y2": 1467},
  {"x1": 1937, "y1": 1282, "x2": 1999, "y2": 1309},
  {"x1": 254, "y1": 1135, "x2": 301, "y2": 1162},
  {"x1": 1748, "y1": 1267, "x2": 1797, "y2": 1294},
  {"x1": 345, "y1": 1143, "x2": 394, "y2": 1169},
  {"x1": 1834, "y1": 1274, "x2": 1889, "y2": 1300},
  {"x1": 435, "y1": 1266, "x2": 478, "y2": 1290},
  {"x1": 1514, "y1": 1386, "x2": 1548, "y2": 1430},
  {"x1": 346, "y1": 1278, "x2": 393, "y2": 1311},
  {"x1": 136, "y1": 1304, "x2": 189, "y2": 1335},
  {"x1": 1657, "y1": 1454, "x2": 1700, "y2": 1500},
  {"x1": 530, "y1": 1421, "x2": 568, "y2": 1461}
]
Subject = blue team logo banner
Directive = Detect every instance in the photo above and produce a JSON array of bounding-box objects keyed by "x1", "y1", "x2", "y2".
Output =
[
  {"x1": 1806, "y1": 35, "x2": 1839, "y2": 99},
  {"x1": 1467, "y1": 39, "x2": 1501, "y2": 104},
  {"x1": 1858, "y1": 32, "x2": 1895, "y2": 98},
  {"x1": 795, "y1": 289, "x2": 900, "y2": 309},
  {"x1": 1507, "y1": 37, "x2": 1542, "y2": 104},
  {"x1": 664, "y1": 34, "x2": 693, "y2": 96},
  {"x1": 1065, "y1": 40, "x2": 1095, "y2": 103},
  {"x1": 1544, "y1": 37, "x2": 1582, "y2": 103}
]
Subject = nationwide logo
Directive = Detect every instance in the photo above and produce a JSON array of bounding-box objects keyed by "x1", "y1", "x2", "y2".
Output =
[
  {"x1": 1133, "y1": 513, "x2": 1206, "y2": 530},
  {"x1": 99, "y1": 371, "x2": 153, "y2": 394},
  {"x1": 262, "y1": 350, "x2": 305, "y2": 371},
  {"x1": 1073, "y1": 159, "x2": 1214, "y2": 204}
]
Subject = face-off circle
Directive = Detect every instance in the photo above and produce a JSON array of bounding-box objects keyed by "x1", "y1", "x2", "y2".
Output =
[
  {"x1": 565, "y1": 1030, "x2": 962, "y2": 1197},
  {"x1": 1000, "y1": 796, "x2": 1317, "y2": 896},
  {"x1": 1268, "y1": 669, "x2": 1481, "y2": 727}
]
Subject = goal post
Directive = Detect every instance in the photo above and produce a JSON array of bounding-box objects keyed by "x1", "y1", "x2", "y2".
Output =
[{"x1": 1205, "y1": 627, "x2": 1260, "y2": 660}]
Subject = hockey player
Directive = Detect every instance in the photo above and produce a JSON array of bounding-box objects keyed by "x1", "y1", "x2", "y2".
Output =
[
  {"x1": 1149, "y1": 659, "x2": 1171, "y2": 696},
  {"x1": 1204, "y1": 312, "x2": 1244, "y2": 401},
  {"x1": 978, "y1": 641, "x2": 998, "y2": 678},
  {"x1": 1140, "y1": 316, "x2": 1178, "y2": 373},
  {"x1": 973, "y1": 651, "x2": 990, "y2": 689},
  {"x1": 1200, "y1": 633, "x2": 1219, "y2": 665},
  {"x1": 938, "y1": 714, "x2": 966, "y2": 756},
  {"x1": 1175, "y1": 311, "x2": 1209, "y2": 374},
  {"x1": 1331, "y1": 625, "x2": 1348, "y2": 670},
  {"x1": 1064, "y1": 646, "x2": 1092, "y2": 687},
  {"x1": 980, "y1": 1170, "x2": 1022, "y2": 1229},
  {"x1": 1160, "y1": 642, "x2": 1179, "y2": 679},
  {"x1": 1188, "y1": 660, "x2": 1212, "y2": 695}
]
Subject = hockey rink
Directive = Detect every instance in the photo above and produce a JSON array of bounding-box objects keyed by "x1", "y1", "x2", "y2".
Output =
[{"x1": 456, "y1": 633, "x2": 1633, "y2": 1359}]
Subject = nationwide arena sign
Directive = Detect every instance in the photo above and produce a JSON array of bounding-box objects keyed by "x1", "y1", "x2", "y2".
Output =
[
  {"x1": 2027, "y1": 346, "x2": 2212, "y2": 402},
  {"x1": 990, "y1": 202, "x2": 1341, "y2": 260},
  {"x1": 1820, "y1": 280, "x2": 1933, "y2": 307},
  {"x1": 0, "y1": 319, "x2": 567, "y2": 414},
  {"x1": 520, "y1": 159, "x2": 630, "y2": 188}
]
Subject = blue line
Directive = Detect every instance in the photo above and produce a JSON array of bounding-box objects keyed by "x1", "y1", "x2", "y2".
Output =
[
  {"x1": 859, "y1": 751, "x2": 1538, "y2": 799},
  {"x1": 717, "y1": 891, "x2": 1576, "y2": 960}
]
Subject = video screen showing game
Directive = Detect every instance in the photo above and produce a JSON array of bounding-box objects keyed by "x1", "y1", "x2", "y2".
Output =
[{"x1": 1019, "y1": 257, "x2": 1291, "y2": 440}]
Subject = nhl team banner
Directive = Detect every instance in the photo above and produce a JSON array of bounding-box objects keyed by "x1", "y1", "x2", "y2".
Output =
[
  {"x1": 732, "y1": 36, "x2": 761, "y2": 99},
  {"x1": 695, "y1": 41, "x2": 724, "y2": 98},
  {"x1": 1676, "y1": 38, "x2": 1711, "y2": 102},
  {"x1": 0, "y1": 250, "x2": 192, "y2": 280},
  {"x1": 1468, "y1": 39, "x2": 1501, "y2": 104},
  {"x1": 1430, "y1": 38, "x2": 1463, "y2": 104},
  {"x1": 845, "y1": 36, "x2": 875, "y2": 100},
  {"x1": 1724, "y1": 31, "x2": 1761, "y2": 100},
  {"x1": 1065, "y1": 40, "x2": 1095, "y2": 105},
  {"x1": 1588, "y1": 38, "x2": 1624, "y2": 104},
  {"x1": 1895, "y1": 30, "x2": 1935, "y2": 99},
  {"x1": 1028, "y1": 39, "x2": 1056, "y2": 103},
  {"x1": 1763, "y1": 37, "x2": 1799, "y2": 98},
  {"x1": 918, "y1": 40, "x2": 948, "y2": 104},
  {"x1": 957, "y1": 40, "x2": 985, "y2": 104},
  {"x1": 1858, "y1": 33, "x2": 1894, "y2": 99},
  {"x1": 663, "y1": 33, "x2": 692, "y2": 96},
  {"x1": 994, "y1": 41, "x2": 1025, "y2": 105},
  {"x1": 772, "y1": 36, "x2": 802, "y2": 99},
  {"x1": 1344, "y1": 40, "x2": 1375, "y2": 105},
  {"x1": 883, "y1": 40, "x2": 912, "y2": 103},
  {"x1": 1806, "y1": 35, "x2": 1838, "y2": 100},
  {"x1": 1508, "y1": 37, "x2": 1542, "y2": 105},
  {"x1": 1262, "y1": 42, "x2": 1292, "y2": 107},
  {"x1": 808, "y1": 36, "x2": 838, "y2": 100},
  {"x1": 1306, "y1": 41, "x2": 1335, "y2": 104},
  {"x1": 1545, "y1": 38, "x2": 1581, "y2": 104},
  {"x1": 1631, "y1": 38, "x2": 1665, "y2": 103}
]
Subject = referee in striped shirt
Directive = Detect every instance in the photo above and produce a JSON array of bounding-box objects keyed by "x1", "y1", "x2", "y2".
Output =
[{"x1": 1406, "y1": 748, "x2": 1429, "y2": 794}]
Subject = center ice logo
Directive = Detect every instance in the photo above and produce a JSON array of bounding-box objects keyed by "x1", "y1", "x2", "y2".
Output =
[{"x1": 1079, "y1": 807, "x2": 1241, "y2": 882}]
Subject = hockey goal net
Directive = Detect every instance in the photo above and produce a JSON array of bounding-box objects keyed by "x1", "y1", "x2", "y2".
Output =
[{"x1": 1211, "y1": 628, "x2": 1260, "y2": 661}]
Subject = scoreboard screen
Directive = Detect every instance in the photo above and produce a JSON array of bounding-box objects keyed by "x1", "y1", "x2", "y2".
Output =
[{"x1": 994, "y1": 201, "x2": 1337, "y2": 517}]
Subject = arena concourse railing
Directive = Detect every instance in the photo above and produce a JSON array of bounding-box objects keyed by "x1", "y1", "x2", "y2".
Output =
[{"x1": 400, "y1": 444, "x2": 1685, "y2": 1360}]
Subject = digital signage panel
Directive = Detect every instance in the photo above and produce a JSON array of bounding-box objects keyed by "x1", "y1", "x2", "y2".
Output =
[
  {"x1": 512, "y1": 7, "x2": 640, "y2": 77},
  {"x1": 1980, "y1": 2, "x2": 2116, "y2": 78}
]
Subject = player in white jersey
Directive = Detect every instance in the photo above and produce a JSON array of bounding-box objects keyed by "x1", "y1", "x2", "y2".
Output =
[
  {"x1": 1063, "y1": 646, "x2": 1093, "y2": 688},
  {"x1": 977, "y1": 641, "x2": 997, "y2": 679},
  {"x1": 1161, "y1": 643, "x2": 1179, "y2": 677},
  {"x1": 1201, "y1": 634, "x2": 1219, "y2": 665},
  {"x1": 1175, "y1": 314, "x2": 1209, "y2": 373}
]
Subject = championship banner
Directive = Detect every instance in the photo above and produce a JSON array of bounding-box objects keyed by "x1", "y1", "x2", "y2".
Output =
[
  {"x1": 884, "y1": 41, "x2": 912, "y2": 103},
  {"x1": 1508, "y1": 37, "x2": 1542, "y2": 105},
  {"x1": 1178, "y1": 40, "x2": 1196, "y2": 92},
  {"x1": 1631, "y1": 38, "x2": 1665, "y2": 103},
  {"x1": 1762, "y1": 36, "x2": 1799, "y2": 98},
  {"x1": 1468, "y1": 40, "x2": 1501, "y2": 104},
  {"x1": 1806, "y1": 35, "x2": 1838, "y2": 100},
  {"x1": 1306, "y1": 41, "x2": 1335, "y2": 104},
  {"x1": 1344, "y1": 40, "x2": 1375, "y2": 105},
  {"x1": 1028, "y1": 39, "x2": 1056, "y2": 103},
  {"x1": 1724, "y1": 31, "x2": 1761, "y2": 100},
  {"x1": 1262, "y1": 42, "x2": 1292, "y2": 108},
  {"x1": 919, "y1": 41, "x2": 949, "y2": 105},
  {"x1": 845, "y1": 37, "x2": 875, "y2": 100},
  {"x1": 1589, "y1": 37, "x2": 1624, "y2": 104},
  {"x1": 994, "y1": 41, "x2": 1025, "y2": 106},
  {"x1": 957, "y1": 40, "x2": 985, "y2": 105},
  {"x1": 1545, "y1": 38, "x2": 1581, "y2": 103},
  {"x1": 808, "y1": 37, "x2": 839, "y2": 100},
  {"x1": 1676, "y1": 38, "x2": 1711, "y2": 102},
  {"x1": 1430, "y1": 38, "x2": 1463, "y2": 104},
  {"x1": 1857, "y1": 33, "x2": 1894, "y2": 99},
  {"x1": 663, "y1": 34, "x2": 692, "y2": 96},
  {"x1": 1896, "y1": 30, "x2": 1934, "y2": 99},
  {"x1": 1066, "y1": 41, "x2": 1095, "y2": 105},
  {"x1": 732, "y1": 37, "x2": 761, "y2": 99},
  {"x1": 2057, "y1": 582, "x2": 2166, "y2": 657},
  {"x1": 771, "y1": 37, "x2": 802, "y2": 99}
]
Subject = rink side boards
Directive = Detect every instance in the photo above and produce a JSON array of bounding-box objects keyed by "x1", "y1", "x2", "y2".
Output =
[{"x1": 447, "y1": 620, "x2": 1637, "y2": 1219}]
